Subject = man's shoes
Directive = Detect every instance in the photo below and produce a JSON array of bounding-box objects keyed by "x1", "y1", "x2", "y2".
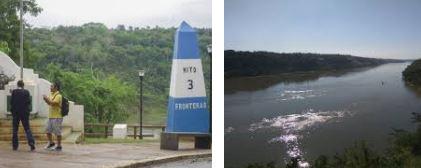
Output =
[
  {"x1": 44, "y1": 142, "x2": 55, "y2": 150},
  {"x1": 53, "y1": 146, "x2": 62, "y2": 151},
  {"x1": 30, "y1": 144, "x2": 36, "y2": 151},
  {"x1": 12, "y1": 147, "x2": 18, "y2": 151}
]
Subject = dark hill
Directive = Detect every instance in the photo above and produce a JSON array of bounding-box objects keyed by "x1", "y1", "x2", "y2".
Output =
[
  {"x1": 403, "y1": 59, "x2": 421, "y2": 86},
  {"x1": 225, "y1": 50, "x2": 405, "y2": 78}
]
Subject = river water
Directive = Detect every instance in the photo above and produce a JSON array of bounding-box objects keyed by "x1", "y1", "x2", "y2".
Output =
[{"x1": 225, "y1": 63, "x2": 421, "y2": 167}]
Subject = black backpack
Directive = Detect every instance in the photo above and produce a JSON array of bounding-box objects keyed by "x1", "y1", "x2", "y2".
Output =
[
  {"x1": 53, "y1": 93, "x2": 69, "y2": 117},
  {"x1": 61, "y1": 96, "x2": 69, "y2": 117}
]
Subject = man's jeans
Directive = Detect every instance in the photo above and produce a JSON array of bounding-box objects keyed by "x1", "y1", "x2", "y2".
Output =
[{"x1": 12, "y1": 115, "x2": 35, "y2": 149}]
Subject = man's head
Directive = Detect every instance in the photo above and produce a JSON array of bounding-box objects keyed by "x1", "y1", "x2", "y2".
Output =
[
  {"x1": 17, "y1": 80, "x2": 24, "y2": 88},
  {"x1": 50, "y1": 82, "x2": 60, "y2": 92}
]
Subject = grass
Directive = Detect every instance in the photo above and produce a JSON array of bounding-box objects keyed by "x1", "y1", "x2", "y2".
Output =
[
  {"x1": 83, "y1": 137, "x2": 158, "y2": 144},
  {"x1": 126, "y1": 102, "x2": 167, "y2": 125}
]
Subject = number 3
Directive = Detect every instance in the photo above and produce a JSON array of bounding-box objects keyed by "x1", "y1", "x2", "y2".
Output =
[{"x1": 187, "y1": 79, "x2": 194, "y2": 90}]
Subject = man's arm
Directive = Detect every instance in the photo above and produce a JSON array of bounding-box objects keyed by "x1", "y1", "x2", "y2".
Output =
[
  {"x1": 43, "y1": 95, "x2": 60, "y2": 106},
  {"x1": 10, "y1": 90, "x2": 14, "y2": 113},
  {"x1": 26, "y1": 90, "x2": 31, "y2": 112}
]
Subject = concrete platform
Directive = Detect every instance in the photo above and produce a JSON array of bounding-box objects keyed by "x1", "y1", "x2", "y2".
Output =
[
  {"x1": 0, "y1": 142, "x2": 211, "y2": 168},
  {"x1": 0, "y1": 118, "x2": 83, "y2": 144}
]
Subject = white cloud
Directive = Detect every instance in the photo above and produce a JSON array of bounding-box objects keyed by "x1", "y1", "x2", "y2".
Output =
[{"x1": 27, "y1": 0, "x2": 211, "y2": 28}]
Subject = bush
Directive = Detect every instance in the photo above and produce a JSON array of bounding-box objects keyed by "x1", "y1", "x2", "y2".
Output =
[{"x1": 403, "y1": 59, "x2": 421, "y2": 86}]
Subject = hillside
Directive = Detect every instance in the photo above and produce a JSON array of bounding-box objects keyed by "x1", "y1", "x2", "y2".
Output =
[
  {"x1": 403, "y1": 59, "x2": 421, "y2": 86},
  {"x1": 225, "y1": 50, "x2": 404, "y2": 78},
  {"x1": 20, "y1": 23, "x2": 211, "y2": 124}
]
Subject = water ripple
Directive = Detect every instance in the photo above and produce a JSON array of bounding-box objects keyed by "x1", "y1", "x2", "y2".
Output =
[
  {"x1": 278, "y1": 90, "x2": 326, "y2": 101},
  {"x1": 249, "y1": 109, "x2": 352, "y2": 167},
  {"x1": 225, "y1": 127, "x2": 235, "y2": 134}
]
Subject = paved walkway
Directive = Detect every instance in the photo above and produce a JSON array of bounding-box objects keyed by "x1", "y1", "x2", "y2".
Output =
[
  {"x1": 0, "y1": 142, "x2": 211, "y2": 168},
  {"x1": 144, "y1": 157, "x2": 211, "y2": 168}
]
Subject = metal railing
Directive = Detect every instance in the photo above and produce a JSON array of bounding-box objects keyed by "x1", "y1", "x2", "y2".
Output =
[{"x1": 84, "y1": 123, "x2": 165, "y2": 139}]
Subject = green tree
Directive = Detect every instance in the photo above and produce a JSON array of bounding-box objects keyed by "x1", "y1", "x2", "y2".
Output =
[
  {"x1": 26, "y1": 24, "x2": 211, "y2": 124},
  {"x1": 310, "y1": 113, "x2": 421, "y2": 168},
  {"x1": 403, "y1": 59, "x2": 421, "y2": 86},
  {"x1": 0, "y1": 0, "x2": 42, "y2": 61},
  {"x1": 0, "y1": 41, "x2": 11, "y2": 54},
  {"x1": 43, "y1": 64, "x2": 137, "y2": 124}
]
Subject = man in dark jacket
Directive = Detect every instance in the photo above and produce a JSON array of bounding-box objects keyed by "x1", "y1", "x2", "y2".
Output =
[{"x1": 10, "y1": 80, "x2": 35, "y2": 151}]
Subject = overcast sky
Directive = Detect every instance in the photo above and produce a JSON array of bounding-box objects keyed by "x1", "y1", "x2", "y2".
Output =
[
  {"x1": 27, "y1": 0, "x2": 211, "y2": 28},
  {"x1": 225, "y1": 0, "x2": 421, "y2": 59}
]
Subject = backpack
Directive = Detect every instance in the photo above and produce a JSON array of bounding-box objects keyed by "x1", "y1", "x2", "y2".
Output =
[
  {"x1": 61, "y1": 96, "x2": 69, "y2": 117},
  {"x1": 53, "y1": 93, "x2": 69, "y2": 117}
]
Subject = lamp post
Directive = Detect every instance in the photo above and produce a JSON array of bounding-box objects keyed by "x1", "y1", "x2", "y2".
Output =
[
  {"x1": 20, "y1": 0, "x2": 24, "y2": 79},
  {"x1": 138, "y1": 70, "x2": 145, "y2": 139},
  {"x1": 207, "y1": 45, "x2": 212, "y2": 133}
]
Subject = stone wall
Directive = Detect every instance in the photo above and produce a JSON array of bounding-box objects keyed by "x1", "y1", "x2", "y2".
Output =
[
  {"x1": 0, "y1": 90, "x2": 5, "y2": 118},
  {"x1": 64, "y1": 102, "x2": 84, "y2": 132}
]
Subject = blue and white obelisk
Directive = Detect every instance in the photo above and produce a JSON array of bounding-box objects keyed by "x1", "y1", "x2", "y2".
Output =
[{"x1": 166, "y1": 21, "x2": 210, "y2": 133}]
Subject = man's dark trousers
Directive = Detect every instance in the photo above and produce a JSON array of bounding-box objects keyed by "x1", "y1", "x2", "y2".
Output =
[
  {"x1": 12, "y1": 114, "x2": 35, "y2": 149},
  {"x1": 11, "y1": 88, "x2": 35, "y2": 149}
]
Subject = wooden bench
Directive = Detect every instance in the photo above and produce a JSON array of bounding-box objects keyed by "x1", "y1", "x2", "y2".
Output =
[{"x1": 160, "y1": 132, "x2": 211, "y2": 150}]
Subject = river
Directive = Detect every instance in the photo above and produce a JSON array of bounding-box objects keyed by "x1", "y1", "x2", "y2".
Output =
[{"x1": 225, "y1": 63, "x2": 421, "y2": 167}]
